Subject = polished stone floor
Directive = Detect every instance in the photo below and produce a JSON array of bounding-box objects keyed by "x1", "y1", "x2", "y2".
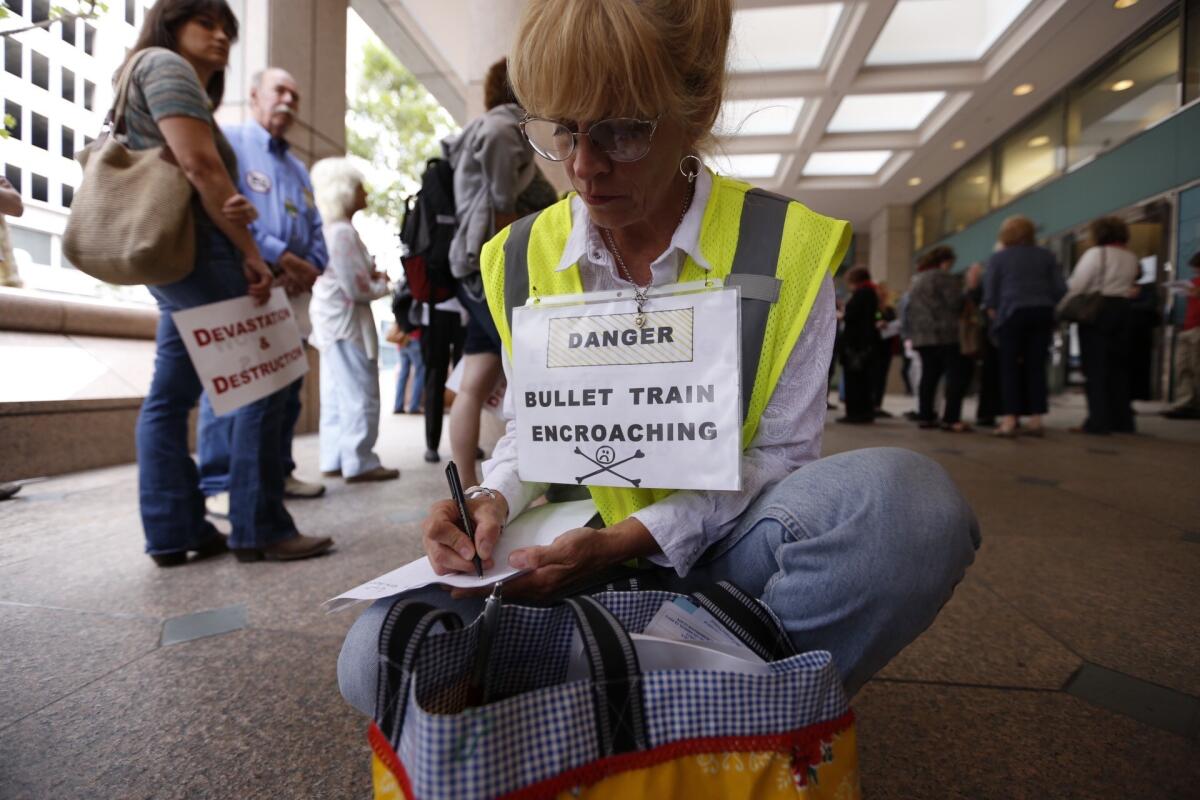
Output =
[{"x1": 1, "y1": 389, "x2": 1198, "y2": 799}]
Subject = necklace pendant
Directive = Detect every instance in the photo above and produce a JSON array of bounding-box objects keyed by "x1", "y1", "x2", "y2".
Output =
[{"x1": 634, "y1": 312, "x2": 646, "y2": 329}]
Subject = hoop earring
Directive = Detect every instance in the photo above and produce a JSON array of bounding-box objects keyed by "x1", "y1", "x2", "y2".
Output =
[{"x1": 679, "y1": 154, "x2": 702, "y2": 184}]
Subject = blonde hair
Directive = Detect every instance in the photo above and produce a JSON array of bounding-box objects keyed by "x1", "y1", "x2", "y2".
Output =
[
  {"x1": 508, "y1": 0, "x2": 732, "y2": 151},
  {"x1": 310, "y1": 157, "x2": 364, "y2": 222},
  {"x1": 998, "y1": 215, "x2": 1036, "y2": 248}
]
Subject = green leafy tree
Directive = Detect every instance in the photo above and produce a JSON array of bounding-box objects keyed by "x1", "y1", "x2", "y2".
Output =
[{"x1": 347, "y1": 39, "x2": 455, "y2": 224}]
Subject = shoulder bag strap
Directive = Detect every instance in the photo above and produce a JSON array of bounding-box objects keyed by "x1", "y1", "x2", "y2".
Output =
[
  {"x1": 375, "y1": 599, "x2": 464, "y2": 743},
  {"x1": 690, "y1": 580, "x2": 798, "y2": 662},
  {"x1": 563, "y1": 595, "x2": 649, "y2": 757},
  {"x1": 110, "y1": 47, "x2": 158, "y2": 137}
]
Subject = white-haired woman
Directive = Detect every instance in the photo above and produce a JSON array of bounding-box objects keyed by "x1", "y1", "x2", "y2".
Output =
[{"x1": 309, "y1": 158, "x2": 399, "y2": 483}]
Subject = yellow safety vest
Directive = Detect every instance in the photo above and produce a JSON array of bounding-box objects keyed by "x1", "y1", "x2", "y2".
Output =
[{"x1": 481, "y1": 172, "x2": 851, "y2": 527}]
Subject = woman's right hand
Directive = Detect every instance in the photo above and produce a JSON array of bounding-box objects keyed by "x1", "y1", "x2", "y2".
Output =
[
  {"x1": 422, "y1": 492, "x2": 508, "y2": 575},
  {"x1": 243, "y1": 255, "x2": 273, "y2": 305},
  {"x1": 222, "y1": 193, "x2": 258, "y2": 227}
]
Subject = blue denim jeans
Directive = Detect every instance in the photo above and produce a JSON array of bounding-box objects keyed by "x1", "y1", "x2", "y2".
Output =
[
  {"x1": 136, "y1": 221, "x2": 297, "y2": 554},
  {"x1": 394, "y1": 338, "x2": 425, "y2": 413},
  {"x1": 338, "y1": 447, "x2": 980, "y2": 709},
  {"x1": 198, "y1": 374, "x2": 304, "y2": 493}
]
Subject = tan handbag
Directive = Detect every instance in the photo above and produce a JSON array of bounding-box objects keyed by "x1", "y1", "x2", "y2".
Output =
[{"x1": 63, "y1": 48, "x2": 196, "y2": 286}]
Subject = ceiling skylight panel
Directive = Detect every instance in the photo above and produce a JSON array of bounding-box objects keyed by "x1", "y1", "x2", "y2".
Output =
[
  {"x1": 803, "y1": 151, "x2": 893, "y2": 176},
  {"x1": 708, "y1": 153, "x2": 782, "y2": 179},
  {"x1": 718, "y1": 98, "x2": 807, "y2": 137},
  {"x1": 827, "y1": 92, "x2": 946, "y2": 132},
  {"x1": 729, "y1": 4, "x2": 844, "y2": 72},
  {"x1": 866, "y1": 0, "x2": 1034, "y2": 65}
]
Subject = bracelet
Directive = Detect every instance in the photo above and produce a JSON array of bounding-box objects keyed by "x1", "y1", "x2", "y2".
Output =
[{"x1": 464, "y1": 486, "x2": 498, "y2": 502}]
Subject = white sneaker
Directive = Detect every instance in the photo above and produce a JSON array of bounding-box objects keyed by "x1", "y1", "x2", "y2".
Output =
[
  {"x1": 284, "y1": 474, "x2": 326, "y2": 498},
  {"x1": 205, "y1": 492, "x2": 230, "y2": 518}
]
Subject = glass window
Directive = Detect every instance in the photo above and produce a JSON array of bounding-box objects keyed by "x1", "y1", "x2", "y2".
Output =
[
  {"x1": 125, "y1": 0, "x2": 136, "y2": 25},
  {"x1": 84, "y1": 24, "x2": 96, "y2": 56},
  {"x1": 31, "y1": 113, "x2": 48, "y2": 150},
  {"x1": 31, "y1": 0, "x2": 49, "y2": 23},
  {"x1": 942, "y1": 151, "x2": 993, "y2": 234},
  {"x1": 61, "y1": 18, "x2": 76, "y2": 45},
  {"x1": 1186, "y1": 0, "x2": 1200, "y2": 104},
  {"x1": 914, "y1": 188, "x2": 944, "y2": 251},
  {"x1": 62, "y1": 184, "x2": 74, "y2": 208},
  {"x1": 1067, "y1": 20, "x2": 1181, "y2": 167},
  {"x1": 61, "y1": 67, "x2": 75, "y2": 102},
  {"x1": 31, "y1": 173, "x2": 48, "y2": 203},
  {"x1": 998, "y1": 98, "x2": 1064, "y2": 204},
  {"x1": 8, "y1": 1, "x2": 24, "y2": 17},
  {"x1": 4, "y1": 100, "x2": 21, "y2": 141},
  {"x1": 83, "y1": 80, "x2": 96, "y2": 111},
  {"x1": 31, "y1": 50, "x2": 49, "y2": 90},
  {"x1": 4, "y1": 165, "x2": 20, "y2": 194},
  {"x1": 61, "y1": 126, "x2": 75, "y2": 159},
  {"x1": 5, "y1": 38, "x2": 22, "y2": 77},
  {"x1": 9, "y1": 226, "x2": 51, "y2": 264}
]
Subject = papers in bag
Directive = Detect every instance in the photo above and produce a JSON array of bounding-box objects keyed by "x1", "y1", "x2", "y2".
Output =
[
  {"x1": 171, "y1": 288, "x2": 308, "y2": 416},
  {"x1": 323, "y1": 499, "x2": 597, "y2": 612}
]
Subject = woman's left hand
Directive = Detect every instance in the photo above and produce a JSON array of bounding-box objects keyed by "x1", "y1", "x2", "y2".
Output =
[
  {"x1": 493, "y1": 527, "x2": 622, "y2": 601},
  {"x1": 222, "y1": 193, "x2": 259, "y2": 226}
]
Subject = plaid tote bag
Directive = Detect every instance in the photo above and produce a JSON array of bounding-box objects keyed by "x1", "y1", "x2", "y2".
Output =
[{"x1": 366, "y1": 581, "x2": 860, "y2": 800}]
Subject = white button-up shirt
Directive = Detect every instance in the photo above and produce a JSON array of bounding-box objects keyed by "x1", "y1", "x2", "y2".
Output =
[{"x1": 482, "y1": 169, "x2": 835, "y2": 576}]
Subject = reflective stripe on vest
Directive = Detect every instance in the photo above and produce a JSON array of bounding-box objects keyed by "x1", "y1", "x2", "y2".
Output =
[{"x1": 501, "y1": 189, "x2": 788, "y2": 421}]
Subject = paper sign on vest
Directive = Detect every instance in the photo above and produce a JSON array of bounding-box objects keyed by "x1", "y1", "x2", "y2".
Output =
[
  {"x1": 511, "y1": 287, "x2": 742, "y2": 491},
  {"x1": 172, "y1": 287, "x2": 309, "y2": 417}
]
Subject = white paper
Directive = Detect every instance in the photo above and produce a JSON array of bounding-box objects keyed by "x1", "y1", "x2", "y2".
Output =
[
  {"x1": 643, "y1": 597, "x2": 764, "y2": 662},
  {"x1": 564, "y1": 632, "x2": 771, "y2": 682},
  {"x1": 510, "y1": 285, "x2": 742, "y2": 491},
  {"x1": 171, "y1": 288, "x2": 308, "y2": 416},
  {"x1": 323, "y1": 499, "x2": 597, "y2": 612}
]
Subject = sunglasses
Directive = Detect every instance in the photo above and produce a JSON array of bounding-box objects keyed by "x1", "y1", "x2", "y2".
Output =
[{"x1": 520, "y1": 115, "x2": 660, "y2": 163}]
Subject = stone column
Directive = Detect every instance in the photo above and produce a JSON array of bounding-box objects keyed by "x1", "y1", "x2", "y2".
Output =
[{"x1": 868, "y1": 205, "x2": 914, "y2": 292}]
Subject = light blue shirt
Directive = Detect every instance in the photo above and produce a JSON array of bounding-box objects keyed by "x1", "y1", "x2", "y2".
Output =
[{"x1": 222, "y1": 122, "x2": 328, "y2": 271}]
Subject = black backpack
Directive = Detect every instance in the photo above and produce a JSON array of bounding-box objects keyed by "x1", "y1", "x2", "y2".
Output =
[{"x1": 399, "y1": 158, "x2": 458, "y2": 304}]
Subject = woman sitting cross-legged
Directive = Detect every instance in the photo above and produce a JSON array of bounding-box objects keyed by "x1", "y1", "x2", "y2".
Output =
[{"x1": 338, "y1": 0, "x2": 980, "y2": 707}]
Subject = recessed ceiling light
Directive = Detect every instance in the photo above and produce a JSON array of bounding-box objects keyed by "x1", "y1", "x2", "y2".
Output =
[
  {"x1": 1113, "y1": 0, "x2": 1139, "y2": 8},
  {"x1": 952, "y1": 139, "x2": 966, "y2": 150},
  {"x1": 969, "y1": 175, "x2": 987, "y2": 185},
  {"x1": 1111, "y1": 79, "x2": 1135, "y2": 92},
  {"x1": 1028, "y1": 135, "x2": 1051, "y2": 147},
  {"x1": 1012, "y1": 83, "x2": 1035, "y2": 96},
  {"x1": 907, "y1": 177, "x2": 922, "y2": 187}
]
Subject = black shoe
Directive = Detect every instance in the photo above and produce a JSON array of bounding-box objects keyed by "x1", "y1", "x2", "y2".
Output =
[
  {"x1": 903, "y1": 410, "x2": 920, "y2": 421},
  {"x1": 917, "y1": 420, "x2": 939, "y2": 429},
  {"x1": 836, "y1": 416, "x2": 873, "y2": 425},
  {"x1": 874, "y1": 409, "x2": 894, "y2": 419},
  {"x1": 150, "y1": 532, "x2": 228, "y2": 568},
  {"x1": 1163, "y1": 408, "x2": 1200, "y2": 420},
  {"x1": 424, "y1": 449, "x2": 440, "y2": 463}
]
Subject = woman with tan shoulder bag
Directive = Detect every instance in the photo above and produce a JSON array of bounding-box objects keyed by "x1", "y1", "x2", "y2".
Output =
[{"x1": 97, "y1": 0, "x2": 332, "y2": 566}]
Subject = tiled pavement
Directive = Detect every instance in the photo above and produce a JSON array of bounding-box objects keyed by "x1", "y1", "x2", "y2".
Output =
[{"x1": 1, "y1": 390, "x2": 1198, "y2": 799}]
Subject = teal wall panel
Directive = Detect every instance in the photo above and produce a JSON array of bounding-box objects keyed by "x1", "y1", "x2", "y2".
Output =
[{"x1": 930, "y1": 103, "x2": 1200, "y2": 266}]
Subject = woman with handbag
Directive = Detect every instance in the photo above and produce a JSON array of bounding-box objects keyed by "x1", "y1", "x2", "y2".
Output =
[
  {"x1": 906, "y1": 246, "x2": 970, "y2": 432},
  {"x1": 116, "y1": 0, "x2": 332, "y2": 565},
  {"x1": 982, "y1": 216, "x2": 1066, "y2": 438},
  {"x1": 341, "y1": 0, "x2": 979, "y2": 721},
  {"x1": 1060, "y1": 216, "x2": 1140, "y2": 435}
]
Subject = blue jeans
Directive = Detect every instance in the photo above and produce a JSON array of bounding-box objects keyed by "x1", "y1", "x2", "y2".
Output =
[
  {"x1": 319, "y1": 339, "x2": 383, "y2": 478},
  {"x1": 338, "y1": 447, "x2": 980, "y2": 708},
  {"x1": 198, "y1": 374, "x2": 304, "y2": 493},
  {"x1": 136, "y1": 221, "x2": 297, "y2": 554},
  {"x1": 393, "y1": 338, "x2": 424, "y2": 413}
]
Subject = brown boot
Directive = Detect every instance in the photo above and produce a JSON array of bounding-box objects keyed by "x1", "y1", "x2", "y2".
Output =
[
  {"x1": 345, "y1": 466, "x2": 400, "y2": 483},
  {"x1": 233, "y1": 533, "x2": 334, "y2": 562}
]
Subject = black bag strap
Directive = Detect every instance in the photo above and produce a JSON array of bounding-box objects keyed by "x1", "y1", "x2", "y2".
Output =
[
  {"x1": 690, "y1": 580, "x2": 797, "y2": 662},
  {"x1": 563, "y1": 595, "x2": 648, "y2": 757},
  {"x1": 375, "y1": 599, "x2": 463, "y2": 742}
]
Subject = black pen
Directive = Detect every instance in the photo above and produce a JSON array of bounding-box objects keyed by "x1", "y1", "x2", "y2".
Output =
[{"x1": 445, "y1": 461, "x2": 484, "y2": 578}]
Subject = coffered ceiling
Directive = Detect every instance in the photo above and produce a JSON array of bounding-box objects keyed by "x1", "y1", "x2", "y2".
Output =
[{"x1": 355, "y1": 0, "x2": 1177, "y2": 228}]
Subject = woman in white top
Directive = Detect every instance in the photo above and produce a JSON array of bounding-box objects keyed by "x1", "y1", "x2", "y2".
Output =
[
  {"x1": 1061, "y1": 216, "x2": 1140, "y2": 434},
  {"x1": 309, "y1": 158, "x2": 399, "y2": 482}
]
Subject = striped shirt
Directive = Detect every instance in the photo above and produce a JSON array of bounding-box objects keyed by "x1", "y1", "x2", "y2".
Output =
[{"x1": 120, "y1": 48, "x2": 238, "y2": 185}]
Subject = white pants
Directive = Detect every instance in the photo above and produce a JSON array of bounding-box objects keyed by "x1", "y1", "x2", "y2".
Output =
[
  {"x1": 1172, "y1": 327, "x2": 1200, "y2": 410},
  {"x1": 318, "y1": 339, "x2": 382, "y2": 478}
]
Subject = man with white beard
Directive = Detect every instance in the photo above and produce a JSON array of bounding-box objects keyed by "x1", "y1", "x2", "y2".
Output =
[{"x1": 198, "y1": 68, "x2": 329, "y2": 519}]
